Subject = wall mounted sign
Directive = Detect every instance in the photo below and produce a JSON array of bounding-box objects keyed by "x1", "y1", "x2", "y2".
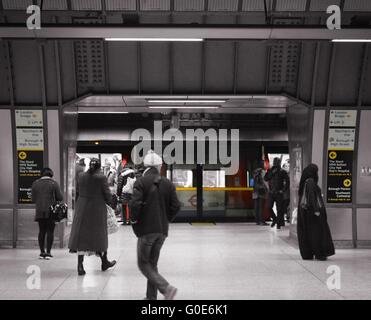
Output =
[
  {"x1": 329, "y1": 110, "x2": 357, "y2": 127},
  {"x1": 328, "y1": 128, "x2": 356, "y2": 150},
  {"x1": 15, "y1": 110, "x2": 44, "y2": 204},
  {"x1": 15, "y1": 109, "x2": 43, "y2": 127},
  {"x1": 327, "y1": 110, "x2": 357, "y2": 204}
]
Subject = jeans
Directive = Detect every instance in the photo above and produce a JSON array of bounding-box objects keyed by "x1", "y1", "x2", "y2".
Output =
[
  {"x1": 254, "y1": 197, "x2": 264, "y2": 224},
  {"x1": 137, "y1": 233, "x2": 169, "y2": 300},
  {"x1": 267, "y1": 192, "x2": 285, "y2": 227}
]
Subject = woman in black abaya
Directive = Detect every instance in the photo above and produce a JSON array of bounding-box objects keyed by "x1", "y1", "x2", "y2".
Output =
[{"x1": 297, "y1": 164, "x2": 335, "y2": 261}]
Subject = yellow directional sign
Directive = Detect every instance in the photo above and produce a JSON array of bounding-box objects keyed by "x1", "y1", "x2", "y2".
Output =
[
  {"x1": 18, "y1": 151, "x2": 27, "y2": 160},
  {"x1": 329, "y1": 151, "x2": 337, "y2": 160},
  {"x1": 343, "y1": 179, "x2": 352, "y2": 188}
]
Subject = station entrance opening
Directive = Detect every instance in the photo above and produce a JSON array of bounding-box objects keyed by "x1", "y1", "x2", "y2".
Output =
[{"x1": 62, "y1": 95, "x2": 299, "y2": 225}]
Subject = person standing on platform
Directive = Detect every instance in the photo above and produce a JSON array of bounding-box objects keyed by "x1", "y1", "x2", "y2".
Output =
[
  {"x1": 32, "y1": 168, "x2": 63, "y2": 260},
  {"x1": 117, "y1": 166, "x2": 136, "y2": 225},
  {"x1": 68, "y1": 158, "x2": 116, "y2": 276},
  {"x1": 252, "y1": 167, "x2": 268, "y2": 225},
  {"x1": 297, "y1": 164, "x2": 335, "y2": 261},
  {"x1": 75, "y1": 158, "x2": 86, "y2": 201},
  {"x1": 264, "y1": 157, "x2": 289, "y2": 229},
  {"x1": 129, "y1": 150, "x2": 181, "y2": 300}
]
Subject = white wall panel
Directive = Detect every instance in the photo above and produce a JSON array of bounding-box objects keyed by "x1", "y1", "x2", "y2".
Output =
[{"x1": 0, "y1": 110, "x2": 14, "y2": 204}]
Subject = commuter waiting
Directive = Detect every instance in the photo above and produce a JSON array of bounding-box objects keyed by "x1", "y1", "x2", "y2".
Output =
[
  {"x1": 297, "y1": 164, "x2": 335, "y2": 261},
  {"x1": 129, "y1": 150, "x2": 181, "y2": 300},
  {"x1": 252, "y1": 167, "x2": 268, "y2": 226},
  {"x1": 68, "y1": 158, "x2": 116, "y2": 276},
  {"x1": 31, "y1": 168, "x2": 63, "y2": 260},
  {"x1": 264, "y1": 157, "x2": 290, "y2": 229}
]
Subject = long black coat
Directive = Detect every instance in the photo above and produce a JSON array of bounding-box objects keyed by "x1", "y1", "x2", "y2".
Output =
[
  {"x1": 297, "y1": 178, "x2": 335, "y2": 259},
  {"x1": 68, "y1": 172, "x2": 112, "y2": 252},
  {"x1": 129, "y1": 167, "x2": 181, "y2": 238}
]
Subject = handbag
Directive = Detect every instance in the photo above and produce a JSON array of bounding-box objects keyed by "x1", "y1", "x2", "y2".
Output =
[
  {"x1": 49, "y1": 202, "x2": 68, "y2": 222},
  {"x1": 107, "y1": 204, "x2": 119, "y2": 234}
]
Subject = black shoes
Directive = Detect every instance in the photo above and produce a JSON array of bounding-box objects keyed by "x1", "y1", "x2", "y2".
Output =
[
  {"x1": 78, "y1": 265, "x2": 86, "y2": 276},
  {"x1": 315, "y1": 256, "x2": 327, "y2": 261},
  {"x1": 271, "y1": 221, "x2": 276, "y2": 228},
  {"x1": 164, "y1": 285, "x2": 178, "y2": 300},
  {"x1": 39, "y1": 252, "x2": 53, "y2": 260},
  {"x1": 45, "y1": 253, "x2": 53, "y2": 260},
  {"x1": 101, "y1": 252, "x2": 116, "y2": 271},
  {"x1": 39, "y1": 253, "x2": 46, "y2": 259},
  {"x1": 78, "y1": 255, "x2": 86, "y2": 276},
  {"x1": 102, "y1": 259, "x2": 117, "y2": 271}
]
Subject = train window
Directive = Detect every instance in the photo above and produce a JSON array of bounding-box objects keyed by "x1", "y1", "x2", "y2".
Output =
[
  {"x1": 168, "y1": 169, "x2": 193, "y2": 187},
  {"x1": 203, "y1": 170, "x2": 225, "y2": 188}
]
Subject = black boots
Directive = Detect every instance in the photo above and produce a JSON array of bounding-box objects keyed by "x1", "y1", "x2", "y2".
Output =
[
  {"x1": 77, "y1": 255, "x2": 86, "y2": 276},
  {"x1": 100, "y1": 252, "x2": 116, "y2": 271}
]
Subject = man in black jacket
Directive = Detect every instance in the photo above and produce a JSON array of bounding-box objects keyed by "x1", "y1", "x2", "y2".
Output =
[
  {"x1": 129, "y1": 150, "x2": 181, "y2": 300},
  {"x1": 264, "y1": 157, "x2": 290, "y2": 229}
]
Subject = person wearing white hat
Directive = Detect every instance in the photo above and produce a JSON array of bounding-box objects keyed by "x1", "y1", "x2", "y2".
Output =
[{"x1": 129, "y1": 150, "x2": 181, "y2": 300}]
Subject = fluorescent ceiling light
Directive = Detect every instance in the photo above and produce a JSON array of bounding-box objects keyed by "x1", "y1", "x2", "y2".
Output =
[
  {"x1": 78, "y1": 111, "x2": 129, "y2": 114},
  {"x1": 105, "y1": 38, "x2": 204, "y2": 42},
  {"x1": 149, "y1": 106, "x2": 219, "y2": 109},
  {"x1": 147, "y1": 100, "x2": 226, "y2": 103},
  {"x1": 332, "y1": 39, "x2": 371, "y2": 43}
]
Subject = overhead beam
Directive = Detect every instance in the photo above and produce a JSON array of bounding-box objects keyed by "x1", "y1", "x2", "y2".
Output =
[{"x1": 1, "y1": 26, "x2": 371, "y2": 40}]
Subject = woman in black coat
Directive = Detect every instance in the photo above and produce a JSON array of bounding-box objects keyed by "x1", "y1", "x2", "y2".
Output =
[
  {"x1": 68, "y1": 158, "x2": 116, "y2": 275},
  {"x1": 297, "y1": 164, "x2": 335, "y2": 261},
  {"x1": 32, "y1": 168, "x2": 63, "y2": 260}
]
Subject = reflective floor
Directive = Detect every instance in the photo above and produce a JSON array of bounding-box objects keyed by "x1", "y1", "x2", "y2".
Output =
[{"x1": 0, "y1": 223, "x2": 370, "y2": 300}]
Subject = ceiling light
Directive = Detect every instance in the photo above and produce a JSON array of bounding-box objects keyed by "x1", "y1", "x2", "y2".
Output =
[
  {"x1": 105, "y1": 38, "x2": 204, "y2": 42},
  {"x1": 148, "y1": 106, "x2": 219, "y2": 109},
  {"x1": 78, "y1": 111, "x2": 129, "y2": 114},
  {"x1": 147, "y1": 100, "x2": 226, "y2": 103},
  {"x1": 332, "y1": 39, "x2": 371, "y2": 43}
]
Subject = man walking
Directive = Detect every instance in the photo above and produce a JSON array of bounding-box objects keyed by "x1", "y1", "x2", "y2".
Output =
[
  {"x1": 264, "y1": 157, "x2": 290, "y2": 229},
  {"x1": 129, "y1": 150, "x2": 181, "y2": 300}
]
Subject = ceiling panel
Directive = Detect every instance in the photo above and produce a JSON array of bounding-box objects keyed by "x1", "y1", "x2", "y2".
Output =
[
  {"x1": 344, "y1": 0, "x2": 371, "y2": 11},
  {"x1": 140, "y1": 0, "x2": 170, "y2": 11},
  {"x1": 2, "y1": 0, "x2": 32, "y2": 10},
  {"x1": 208, "y1": 0, "x2": 239, "y2": 12},
  {"x1": 310, "y1": 0, "x2": 340, "y2": 11},
  {"x1": 275, "y1": 0, "x2": 307, "y2": 11},
  {"x1": 105, "y1": 0, "x2": 137, "y2": 11},
  {"x1": 242, "y1": 0, "x2": 272, "y2": 12},
  {"x1": 42, "y1": 0, "x2": 68, "y2": 10},
  {"x1": 174, "y1": 0, "x2": 205, "y2": 11},
  {"x1": 71, "y1": 0, "x2": 102, "y2": 10}
]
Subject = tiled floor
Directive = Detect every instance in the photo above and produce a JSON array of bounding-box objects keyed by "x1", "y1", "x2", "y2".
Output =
[{"x1": 0, "y1": 223, "x2": 370, "y2": 300}]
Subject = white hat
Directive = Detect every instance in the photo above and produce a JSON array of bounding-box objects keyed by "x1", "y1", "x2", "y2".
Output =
[{"x1": 143, "y1": 150, "x2": 163, "y2": 167}]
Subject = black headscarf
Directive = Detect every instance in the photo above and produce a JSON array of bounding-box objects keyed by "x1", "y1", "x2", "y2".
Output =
[
  {"x1": 299, "y1": 163, "x2": 319, "y2": 197},
  {"x1": 88, "y1": 158, "x2": 101, "y2": 174}
]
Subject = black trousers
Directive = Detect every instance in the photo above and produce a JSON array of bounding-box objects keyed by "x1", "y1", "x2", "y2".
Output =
[
  {"x1": 254, "y1": 198, "x2": 265, "y2": 224},
  {"x1": 267, "y1": 192, "x2": 285, "y2": 227},
  {"x1": 38, "y1": 219, "x2": 56, "y2": 253}
]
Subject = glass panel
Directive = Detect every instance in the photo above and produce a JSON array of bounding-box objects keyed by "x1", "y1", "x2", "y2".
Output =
[
  {"x1": 170, "y1": 167, "x2": 197, "y2": 220},
  {"x1": 172, "y1": 169, "x2": 193, "y2": 187},
  {"x1": 203, "y1": 170, "x2": 225, "y2": 187},
  {"x1": 0, "y1": 110, "x2": 14, "y2": 204}
]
